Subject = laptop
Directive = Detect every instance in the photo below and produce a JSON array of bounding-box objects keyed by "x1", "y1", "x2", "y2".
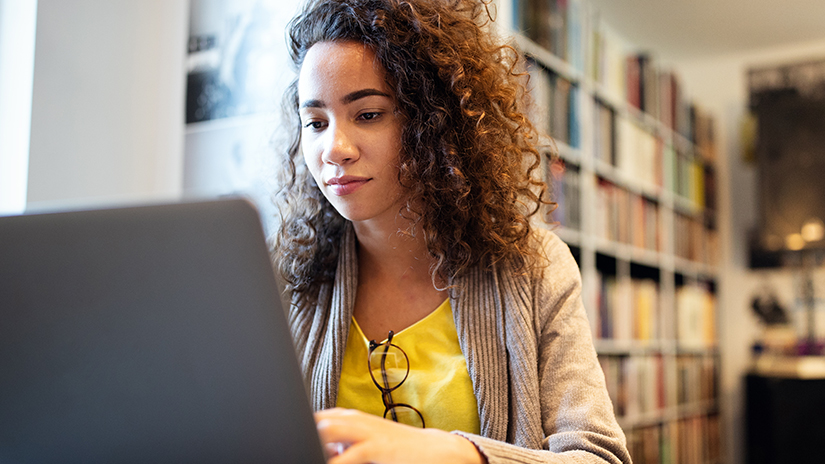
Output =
[{"x1": 0, "y1": 198, "x2": 327, "y2": 463}]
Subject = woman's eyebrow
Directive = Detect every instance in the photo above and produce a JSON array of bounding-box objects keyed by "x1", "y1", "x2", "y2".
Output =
[
  {"x1": 341, "y1": 88, "x2": 391, "y2": 104},
  {"x1": 300, "y1": 88, "x2": 391, "y2": 109},
  {"x1": 300, "y1": 98, "x2": 325, "y2": 109}
]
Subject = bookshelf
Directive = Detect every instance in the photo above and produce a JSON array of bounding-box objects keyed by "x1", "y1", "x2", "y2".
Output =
[{"x1": 507, "y1": 0, "x2": 722, "y2": 462}]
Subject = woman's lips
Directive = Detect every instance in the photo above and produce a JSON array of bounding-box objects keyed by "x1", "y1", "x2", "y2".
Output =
[{"x1": 326, "y1": 176, "x2": 370, "y2": 196}]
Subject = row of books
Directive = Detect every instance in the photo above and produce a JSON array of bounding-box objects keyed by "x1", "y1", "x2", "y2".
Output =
[
  {"x1": 594, "y1": 93, "x2": 715, "y2": 212},
  {"x1": 599, "y1": 354, "x2": 717, "y2": 420},
  {"x1": 594, "y1": 275, "x2": 660, "y2": 341},
  {"x1": 514, "y1": 0, "x2": 585, "y2": 72},
  {"x1": 558, "y1": 120, "x2": 714, "y2": 225},
  {"x1": 594, "y1": 179, "x2": 660, "y2": 250},
  {"x1": 595, "y1": 273, "x2": 717, "y2": 346},
  {"x1": 600, "y1": 354, "x2": 670, "y2": 417},
  {"x1": 514, "y1": 1, "x2": 719, "y2": 155},
  {"x1": 676, "y1": 354, "x2": 717, "y2": 405},
  {"x1": 546, "y1": 158, "x2": 582, "y2": 229},
  {"x1": 676, "y1": 282, "x2": 717, "y2": 349},
  {"x1": 515, "y1": 2, "x2": 719, "y2": 214},
  {"x1": 624, "y1": 55, "x2": 696, "y2": 140},
  {"x1": 625, "y1": 414, "x2": 721, "y2": 464},
  {"x1": 590, "y1": 16, "x2": 718, "y2": 151},
  {"x1": 601, "y1": 42, "x2": 712, "y2": 147},
  {"x1": 525, "y1": 59, "x2": 581, "y2": 147},
  {"x1": 595, "y1": 101, "x2": 714, "y2": 213},
  {"x1": 590, "y1": 177, "x2": 718, "y2": 265},
  {"x1": 594, "y1": 103, "x2": 664, "y2": 189},
  {"x1": 674, "y1": 213, "x2": 719, "y2": 266}
]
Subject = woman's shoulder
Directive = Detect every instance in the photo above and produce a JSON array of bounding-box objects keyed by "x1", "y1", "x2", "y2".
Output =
[{"x1": 528, "y1": 226, "x2": 578, "y2": 273}]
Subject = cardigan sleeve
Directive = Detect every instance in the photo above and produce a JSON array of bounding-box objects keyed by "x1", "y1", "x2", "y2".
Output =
[{"x1": 456, "y1": 231, "x2": 631, "y2": 464}]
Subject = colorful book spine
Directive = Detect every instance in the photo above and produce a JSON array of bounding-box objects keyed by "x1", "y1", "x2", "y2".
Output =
[
  {"x1": 676, "y1": 283, "x2": 717, "y2": 348},
  {"x1": 593, "y1": 100, "x2": 615, "y2": 166},
  {"x1": 546, "y1": 158, "x2": 582, "y2": 230},
  {"x1": 566, "y1": 0, "x2": 584, "y2": 72}
]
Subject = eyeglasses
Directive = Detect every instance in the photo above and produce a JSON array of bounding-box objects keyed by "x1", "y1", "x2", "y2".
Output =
[{"x1": 367, "y1": 330, "x2": 425, "y2": 428}]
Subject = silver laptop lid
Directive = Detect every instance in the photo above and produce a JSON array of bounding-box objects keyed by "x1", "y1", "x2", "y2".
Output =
[{"x1": 0, "y1": 198, "x2": 326, "y2": 463}]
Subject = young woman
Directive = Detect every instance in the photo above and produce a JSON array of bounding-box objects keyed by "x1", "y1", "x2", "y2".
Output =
[{"x1": 273, "y1": 0, "x2": 631, "y2": 463}]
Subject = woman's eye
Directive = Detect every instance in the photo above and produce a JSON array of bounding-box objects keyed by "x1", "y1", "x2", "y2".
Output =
[
  {"x1": 359, "y1": 111, "x2": 381, "y2": 121},
  {"x1": 303, "y1": 120, "x2": 326, "y2": 130}
]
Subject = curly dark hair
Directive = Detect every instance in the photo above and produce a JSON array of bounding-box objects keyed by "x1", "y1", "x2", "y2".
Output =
[{"x1": 273, "y1": 0, "x2": 553, "y2": 301}]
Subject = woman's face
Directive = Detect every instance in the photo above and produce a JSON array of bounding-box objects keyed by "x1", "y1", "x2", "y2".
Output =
[{"x1": 298, "y1": 40, "x2": 406, "y2": 227}]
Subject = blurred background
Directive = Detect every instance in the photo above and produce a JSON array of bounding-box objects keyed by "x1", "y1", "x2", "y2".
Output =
[{"x1": 2, "y1": 1, "x2": 825, "y2": 463}]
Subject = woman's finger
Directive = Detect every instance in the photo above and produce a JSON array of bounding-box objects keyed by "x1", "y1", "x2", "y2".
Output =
[
  {"x1": 328, "y1": 442, "x2": 373, "y2": 464},
  {"x1": 317, "y1": 417, "x2": 357, "y2": 445}
]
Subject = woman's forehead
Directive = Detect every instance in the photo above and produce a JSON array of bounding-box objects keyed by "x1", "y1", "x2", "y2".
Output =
[{"x1": 298, "y1": 41, "x2": 391, "y2": 101}]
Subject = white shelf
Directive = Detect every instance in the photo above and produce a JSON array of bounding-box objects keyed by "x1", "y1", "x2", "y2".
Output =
[
  {"x1": 185, "y1": 112, "x2": 277, "y2": 134},
  {"x1": 617, "y1": 401, "x2": 719, "y2": 429},
  {"x1": 617, "y1": 400, "x2": 718, "y2": 430},
  {"x1": 513, "y1": 34, "x2": 583, "y2": 84},
  {"x1": 752, "y1": 355, "x2": 825, "y2": 379},
  {"x1": 595, "y1": 339, "x2": 679, "y2": 355}
]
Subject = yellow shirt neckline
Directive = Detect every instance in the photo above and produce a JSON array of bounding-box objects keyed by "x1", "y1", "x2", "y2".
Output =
[
  {"x1": 351, "y1": 298, "x2": 451, "y2": 344},
  {"x1": 337, "y1": 298, "x2": 480, "y2": 434}
]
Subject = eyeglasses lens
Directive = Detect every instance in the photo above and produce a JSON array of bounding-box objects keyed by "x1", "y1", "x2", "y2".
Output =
[
  {"x1": 385, "y1": 404, "x2": 425, "y2": 428},
  {"x1": 368, "y1": 343, "x2": 408, "y2": 390}
]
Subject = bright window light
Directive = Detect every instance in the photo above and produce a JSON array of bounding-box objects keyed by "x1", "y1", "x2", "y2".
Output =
[{"x1": 0, "y1": 0, "x2": 38, "y2": 215}]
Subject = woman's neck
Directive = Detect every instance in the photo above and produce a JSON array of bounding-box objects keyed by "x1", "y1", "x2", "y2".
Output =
[
  {"x1": 352, "y1": 219, "x2": 434, "y2": 286},
  {"x1": 351, "y1": 218, "x2": 447, "y2": 340}
]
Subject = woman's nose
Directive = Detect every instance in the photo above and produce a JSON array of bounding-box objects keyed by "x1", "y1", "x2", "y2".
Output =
[{"x1": 322, "y1": 122, "x2": 359, "y2": 166}]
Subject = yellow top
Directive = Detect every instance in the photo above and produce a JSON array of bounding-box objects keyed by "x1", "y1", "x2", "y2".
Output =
[{"x1": 337, "y1": 299, "x2": 481, "y2": 434}]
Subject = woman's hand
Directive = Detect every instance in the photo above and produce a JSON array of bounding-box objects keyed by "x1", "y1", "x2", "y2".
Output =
[{"x1": 315, "y1": 408, "x2": 486, "y2": 464}]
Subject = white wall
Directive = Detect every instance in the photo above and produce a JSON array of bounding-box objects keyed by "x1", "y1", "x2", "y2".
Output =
[
  {"x1": 0, "y1": 0, "x2": 37, "y2": 215},
  {"x1": 26, "y1": 0, "x2": 188, "y2": 211},
  {"x1": 674, "y1": 38, "x2": 825, "y2": 464}
]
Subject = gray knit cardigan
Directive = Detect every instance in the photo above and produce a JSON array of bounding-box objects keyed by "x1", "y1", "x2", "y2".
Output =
[{"x1": 286, "y1": 224, "x2": 631, "y2": 464}]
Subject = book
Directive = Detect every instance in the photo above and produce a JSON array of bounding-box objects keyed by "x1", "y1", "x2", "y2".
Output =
[
  {"x1": 662, "y1": 143, "x2": 676, "y2": 193},
  {"x1": 640, "y1": 54, "x2": 659, "y2": 120},
  {"x1": 568, "y1": 85, "x2": 581, "y2": 148},
  {"x1": 593, "y1": 100, "x2": 615, "y2": 166},
  {"x1": 546, "y1": 158, "x2": 582, "y2": 230},
  {"x1": 626, "y1": 55, "x2": 641, "y2": 110},
  {"x1": 553, "y1": 75, "x2": 572, "y2": 144},
  {"x1": 550, "y1": 0, "x2": 568, "y2": 60},
  {"x1": 566, "y1": 165, "x2": 582, "y2": 229},
  {"x1": 658, "y1": 71, "x2": 677, "y2": 130},
  {"x1": 566, "y1": 0, "x2": 585, "y2": 72},
  {"x1": 633, "y1": 278, "x2": 659, "y2": 341},
  {"x1": 676, "y1": 283, "x2": 717, "y2": 348},
  {"x1": 615, "y1": 116, "x2": 661, "y2": 188},
  {"x1": 596, "y1": 272, "x2": 616, "y2": 339}
]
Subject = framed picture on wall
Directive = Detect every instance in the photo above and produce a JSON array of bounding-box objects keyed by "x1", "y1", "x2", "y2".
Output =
[{"x1": 184, "y1": 0, "x2": 299, "y2": 230}]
